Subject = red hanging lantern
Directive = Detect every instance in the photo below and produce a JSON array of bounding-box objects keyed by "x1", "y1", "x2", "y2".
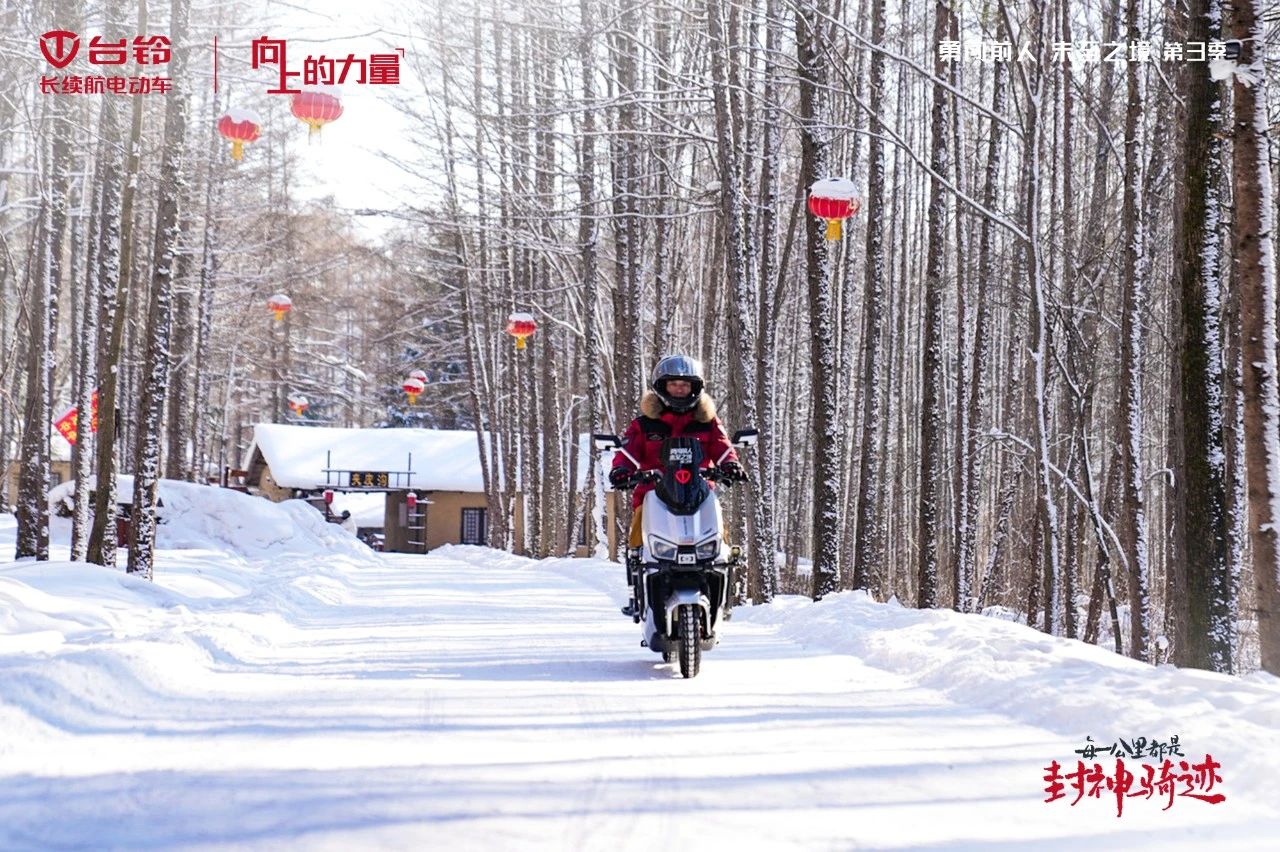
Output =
[
  {"x1": 506, "y1": 311, "x2": 537, "y2": 350},
  {"x1": 406, "y1": 492, "x2": 418, "y2": 510},
  {"x1": 288, "y1": 394, "x2": 309, "y2": 416},
  {"x1": 402, "y1": 376, "x2": 425, "y2": 405},
  {"x1": 291, "y1": 85, "x2": 343, "y2": 139},
  {"x1": 808, "y1": 178, "x2": 861, "y2": 240},
  {"x1": 217, "y1": 108, "x2": 262, "y2": 162},
  {"x1": 267, "y1": 293, "x2": 293, "y2": 322},
  {"x1": 323, "y1": 489, "x2": 334, "y2": 505},
  {"x1": 408, "y1": 369, "x2": 427, "y2": 383}
]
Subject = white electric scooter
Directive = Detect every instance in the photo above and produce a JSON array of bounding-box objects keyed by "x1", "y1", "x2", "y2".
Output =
[{"x1": 594, "y1": 429, "x2": 758, "y2": 678}]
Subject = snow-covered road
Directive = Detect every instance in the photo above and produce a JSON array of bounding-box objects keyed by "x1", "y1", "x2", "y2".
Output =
[{"x1": 2, "y1": 514, "x2": 1276, "y2": 850}]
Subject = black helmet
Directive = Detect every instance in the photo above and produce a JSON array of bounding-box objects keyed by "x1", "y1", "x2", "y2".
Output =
[{"x1": 651, "y1": 355, "x2": 705, "y2": 413}]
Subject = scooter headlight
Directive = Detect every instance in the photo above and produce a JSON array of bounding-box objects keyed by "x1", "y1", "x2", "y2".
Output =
[
  {"x1": 649, "y1": 537, "x2": 678, "y2": 562},
  {"x1": 695, "y1": 539, "x2": 720, "y2": 561}
]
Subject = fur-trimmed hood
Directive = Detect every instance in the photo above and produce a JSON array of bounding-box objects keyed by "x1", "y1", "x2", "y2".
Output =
[{"x1": 639, "y1": 390, "x2": 717, "y2": 422}]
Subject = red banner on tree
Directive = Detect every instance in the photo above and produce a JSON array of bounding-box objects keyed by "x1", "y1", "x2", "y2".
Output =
[{"x1": 53, "y1": 391, "x2": 99, "y2": 445}]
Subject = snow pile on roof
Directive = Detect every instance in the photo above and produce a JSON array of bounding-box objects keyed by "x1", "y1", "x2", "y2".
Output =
[
  {"x1": 249, "y1": 424, "x2": 600, "y2": 492},
  {"x1": 330, "y1": 491, "x2": 385, "y2": 528},
  {"x1": 250, "y1": 424, "x2": 492, "y2": 491}
]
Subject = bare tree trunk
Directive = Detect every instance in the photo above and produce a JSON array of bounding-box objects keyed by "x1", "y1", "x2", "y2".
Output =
[
  {"x1": 467, "y1": 13, "x2": 509, "y2": 550},
  {"x1": 71, "y1": 96, "x2": 107, "y2": 561},
  {"x1": 16, "y1": 47, "x2": 73, "y2": 560},
  {"x1": 90, "y1": 0, "x2": 149, "y2": 567},
  {"x1": 610, "y1": 0, "x2": 644, "y2": 418},
  {"x1": 999, "y1": 0, "x2": 1061, "y2": 635},
  {"x1": 707, "y1": 0, "x2": 763, "y2": 596},
  {"x1": 576, "y1": 0, "x2": 604, "y2": 556},
  {"x1": 1116, "y1": 0, "x2": 1152, "y2": 660},
  {"x1": 1169, "y1": 0, "x2": 1235, "y2": 671},
  {"x1": 1230, "y1": 0, "x2": 1280, "y2": 674},
  {"x1": 916, "y1": 0, "x2": 951, "y2": 609},
  {"x1": 750, "y1": 0, "x2": 784, "y2": 601},
  {"x1": 129, "y1": 0, "x2": 191, "y2": 579},
  {"x1": 795, "y1": 0, "x2": 841, "y2": 598},
  {"x1": 15, "y1": 203, "x2": 53, "y2": 561},
  {"x1": 956, "y1": 57, "x2": 1007, "y2": 614},
  {"x1": 192, "y1": 88, "x2": 223, "y2": 484},
  {"x1": 978, "y1": 333, "x2": 1023, "y2": 610},
  {"x1": 533, "y1": 20, "x2": 564, "y2": 558},
  {"x1": 852, "y1": 0, "x2": 887, "y2": 595},
  {"x1": 165, "y1": 203, "x2": 197, "y2": 481}
]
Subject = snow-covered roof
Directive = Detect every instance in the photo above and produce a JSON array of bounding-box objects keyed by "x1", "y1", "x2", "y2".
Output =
[{"x1": 247, "y1": 424, "x2": 494, "y2": 492}]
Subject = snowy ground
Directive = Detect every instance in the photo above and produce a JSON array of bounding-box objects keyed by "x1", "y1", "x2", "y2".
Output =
[{"x1": 1, "y1": 483, "x2": 1277, "y2": 850}]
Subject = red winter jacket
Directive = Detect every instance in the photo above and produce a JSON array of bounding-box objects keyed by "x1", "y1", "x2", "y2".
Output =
[{"x1": 611, "y1": 391, "x2": 738, "y2": 508}]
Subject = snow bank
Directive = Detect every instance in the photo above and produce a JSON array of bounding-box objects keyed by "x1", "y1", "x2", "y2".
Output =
[
  {"x1": 0, "y1": 536, "x2": 1274, "y2": 844},
  {"x1": 2, "y1": 479, "x2": 381, "y2": 647},
  {"x1": 155, "y1": 481, "x2": 373, "y2": 562},
  {"x1": 527, "y1": 555, "x2": 1280, "y2": 818},
  {"x1": 734, "y1": 589, "x2": 1280, "y2": 807},
  {"x1": 1, "y1": 480, "x2": 382, "y2": 671},
  {"x1": 46, "y1": 477, "x2": 374, "y2": 563}
]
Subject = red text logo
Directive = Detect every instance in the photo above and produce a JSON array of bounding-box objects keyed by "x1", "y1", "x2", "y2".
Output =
[
  {"x1": 251, "y1": 36, "x2": 402, "y2": 94},
  {"x1": 1043, "y1": 736, "x2": 1226, "y2": 817},
  {"x1": 39, "y1": 30, "x2": 80, "y2": 68}
]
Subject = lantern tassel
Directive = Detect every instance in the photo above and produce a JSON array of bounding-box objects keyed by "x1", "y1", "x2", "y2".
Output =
[
  {"x1": 407, "y1": 392, "x2": 419, "y2": 405},
  {"x1": 825, "y1": 219, "x2": 842, "y2": 241},
  {"x1": 231, "y1": 140, "x2": 244, "y2": 161},
  {"x1": 273, "y1": 308, "x2": 285, "y2": 321},
  {"x1": 516, "y1": 336, "x2": 527, "y2": 350}
]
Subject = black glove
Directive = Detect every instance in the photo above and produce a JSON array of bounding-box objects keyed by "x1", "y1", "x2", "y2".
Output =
[
  {"x1": 719, "y1": 460, "x2": 747, "y2": 482},
  {"x1": 609, "y1": 467, "x2": 635, "y2": 488}
]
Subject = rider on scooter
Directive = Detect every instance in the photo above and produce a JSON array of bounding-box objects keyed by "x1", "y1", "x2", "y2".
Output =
[{"x1": 609, "y1": 355, "x2": 746, "y2": 617}]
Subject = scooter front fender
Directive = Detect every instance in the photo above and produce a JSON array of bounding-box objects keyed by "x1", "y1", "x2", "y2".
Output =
[{"x1": 665, "y1": 589, "x2": 711, "y2": 640}]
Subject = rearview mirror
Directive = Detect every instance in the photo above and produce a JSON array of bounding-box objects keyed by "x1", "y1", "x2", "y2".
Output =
[
  {"x1": 593, "y1": 433, "x2": 622, "y2": 451},
  {"x1": 731, "y1": 428, "x2": 759, "y2": 448}
]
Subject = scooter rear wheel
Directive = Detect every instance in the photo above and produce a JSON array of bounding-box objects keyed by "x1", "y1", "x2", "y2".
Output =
[{"x1": 677, "y1": 604, "x2": 701, "y2": 678}]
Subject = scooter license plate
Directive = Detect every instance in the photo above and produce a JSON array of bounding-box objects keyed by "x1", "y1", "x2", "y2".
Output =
[{"x1": 677, "y1": 553, "x2": 695, "y2": 565}]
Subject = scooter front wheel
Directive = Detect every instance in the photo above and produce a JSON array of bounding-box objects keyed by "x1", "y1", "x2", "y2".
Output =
[{"x1": 678, "y1": 604, "x2": 701, "y2": 678}]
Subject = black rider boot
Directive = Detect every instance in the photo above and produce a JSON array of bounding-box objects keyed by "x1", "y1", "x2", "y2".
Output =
[{"x1": 621, "y1": 548, "x2": 641, "y2": 619}]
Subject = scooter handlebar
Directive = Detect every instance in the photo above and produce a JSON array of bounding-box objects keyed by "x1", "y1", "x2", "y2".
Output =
[
  {"x1": 614, "y1": 470, "x2": 660, "y2": 490},
  {"x1": 708, "y1": 469, "x2": 747, "y2": 486},
  {"x1": 617, "y1": 468, "x2": 747, "y2": 489}
]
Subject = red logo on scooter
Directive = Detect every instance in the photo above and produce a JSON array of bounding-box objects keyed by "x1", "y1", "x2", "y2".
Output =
[
  {"x1": 675, "y1": 469, "x2": 692, "y2": 484},
  {"x1": 40, "y1": 30, "x2": 80, "y2": 68}
]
